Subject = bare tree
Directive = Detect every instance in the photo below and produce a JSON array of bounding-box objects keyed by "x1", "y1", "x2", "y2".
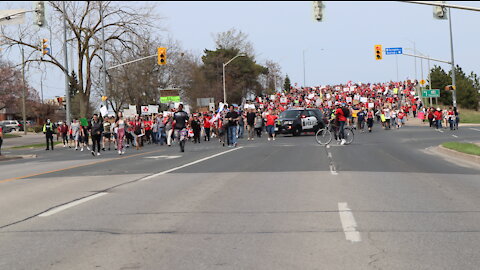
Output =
[
  {"x1": 213, "y1": 27, "x2": 255, "y2": 56},
  {"x1": 1, "y1": 1, "x2": 160, "y2": 118}
]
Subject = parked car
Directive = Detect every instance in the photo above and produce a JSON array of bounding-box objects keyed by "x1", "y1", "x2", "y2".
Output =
[
  {"x1": 0, "y1": 123, "x2": 14, "y2": 133},
  {"x1": 0, "y1": 120, "x2": 22, "y2": 132}
]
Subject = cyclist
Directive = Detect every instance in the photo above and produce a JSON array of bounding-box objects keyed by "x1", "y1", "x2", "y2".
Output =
[{"x1": 173, "y1": 103, "x2": 190, "y2": 152}]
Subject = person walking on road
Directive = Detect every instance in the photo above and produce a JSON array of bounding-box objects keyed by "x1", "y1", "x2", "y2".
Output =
[
  {"x1": 173, "y1": 104, "x2": 190, "y2": 152},
  {"x1": 70, "y1": 119, "x2": 81, "y2": 150},
  {"x1": 102, "y1": 116, "x2": 113, "y2": 151},
  {"x1": 265, "y1": 109, "x2": 278, "y2": 141},
  {"x1": 43, "y1": 119, "x2": 56, "y2": 151},
  {"x1": 335, "y1": 104, "x2": 347, "y2": 145},
  {"x1": 367, "y1": 108, "x2": 374, "y2": 133},
  {"x1": 254, "y1": 111, "x2": 264, "y2": 138},
  {"x1": 225, "y1": 105, "x2": 240, "y2": 147},
  {"x1": 115, "y1": 111, "x2": 127, "y2": 155},
  {"x1": 203, "y1": 112, "x2": 212, "y2": 142},
  {"x1": 59, "y1": 122, "x2": 70, "y2": 148},
  {"x1": 246, "y1": 108, "x2": 256, "y2": 141},
  {"x1": 90, "y1": 114, "x2": 104, "y2": 156}
]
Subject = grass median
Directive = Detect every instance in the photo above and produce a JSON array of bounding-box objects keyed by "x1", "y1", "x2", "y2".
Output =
[
  {"x1": 442, "y1": 142, "x2": 480, "y2": 156},
  {"x1": 12, "y1": 142, "x2": 63, "y2": 149},
  {"x1": 459, "y1": 109, "x2": 480, "y2": 124},
  {"x1": 4, "y1": 134, "x2": 22, "y2": 139}
]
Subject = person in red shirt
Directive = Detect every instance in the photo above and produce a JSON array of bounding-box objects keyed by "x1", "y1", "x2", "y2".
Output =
[
  {"x1": 143, "y1": 118, "x2": 153, "y2": 144},
  {"x1": 397, "y1": 110, "x2": 406, "y2": 128},
  {"x1": 265, "y1": 109, "x2": 278, "y2": 141},
  {"x1": 434, "y1": 108, "x2": 443, "y2": 129},
  {"x1": 335, "y1": 104, "x2": 347, "y2": 145},
  {"x1": 203, "y1": 112, "x2": 212, "y2": 141},
  {"x1": 411, "y1": 104, "x2": 417, "y2": 118}
]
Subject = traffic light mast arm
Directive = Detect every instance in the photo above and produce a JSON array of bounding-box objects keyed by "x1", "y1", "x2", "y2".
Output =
[
  {"x1": 0, "y1": 9, "x2": 35, "y2": 22},
  {"x1": 400, "y1": 1, "x2": 480, "y2": 12},
  {"x1": 402, "y1": 52, "x2": 451, "y2": 64},
  {"x1": 106, "y1": 54, "x2": 157, "y2": 71}
]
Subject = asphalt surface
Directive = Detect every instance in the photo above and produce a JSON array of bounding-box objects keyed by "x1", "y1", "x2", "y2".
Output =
[{"x1": 1, "y1": 122, "x2": 480, "y2": 270}]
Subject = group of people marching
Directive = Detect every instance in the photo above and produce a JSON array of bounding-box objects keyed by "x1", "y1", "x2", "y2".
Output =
[{"x1": 40, "y1": 79, "x2": 462, "y2": 154}]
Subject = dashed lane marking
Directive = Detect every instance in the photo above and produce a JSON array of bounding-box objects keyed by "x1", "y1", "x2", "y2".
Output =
[
  {"x1": 39, "y1": 193, "x2": 108, "y2": 217},
  {"x1": 338, "y1": 202, "x2": 361, "y2": 242}
]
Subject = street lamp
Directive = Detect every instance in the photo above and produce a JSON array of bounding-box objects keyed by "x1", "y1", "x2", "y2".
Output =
[{"x1": 223, "y1": 53, "x2": 246, "y2": 103}]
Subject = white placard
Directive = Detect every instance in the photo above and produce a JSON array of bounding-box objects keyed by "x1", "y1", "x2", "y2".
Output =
[
  {"x1": 327, "y1": 101, "x2": 332, "y2": 107},
  {"x1": 350, "y1": 86, "x2": 355, "y2": 92},
  {"x1": 326, "y1": 93, "x2": 331, "y2": 99},
  {"x1": 209, "y1": 103, "x2": 215, "y2": 111},
  {"x1": 343, "y1": 88, "x2": 349, "y2": 92},
  {"x1": 346, "y1": 97, "x2": 352, "y2": 103},
  {"x1": 308, "y1": 93, "x2": 315, "y2": 99},
  {"x1": 280, "y1": 97, "x2": 287, "y2": 104},
  {"x1": 410, "y1": 91, "x2": 416, "y2": 96},
  {"x1": 148, "y1": 105, "x2": 159, "y2": 114},
  {"x1": 129, "y1": 105, "x2": 137, "y2": 112},
  {"x1": 100, "y1": 106, "x2": 108, "y2": 117},
  {"x1": 270, "y1": 95, "x2": 276, "y2": 101},
  {"x1": 123, "y1": 108, "x2": 135, "y2": 118},
  {"x1": 368, "y1": 102, "x2": 374, "y2": 108},
  {"x1": 249, "y1": 104, "x2": 256, "y2": 109},
  {"x1": 335, "y1": 86, "x2": 341, "y2": 91},
  {"x1": 354, "y1": 95, "x2": 360, "y2": 100},
  {"x1": 360, "y1": 97, "x2": 368, "y2": 103},
  {"x1": 141, "y1": 106, "x2": 150, "y2": 115}
]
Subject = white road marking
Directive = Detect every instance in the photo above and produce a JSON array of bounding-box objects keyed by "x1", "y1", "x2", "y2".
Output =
[
  {"x1": 140, "y1": 147, "x2": 243, "y2": 181},
  {"x1": 452, "y1": 135, "x2": 458, "y2": 138},
  {"x1": 144, "y1": 155, "x2": 181, "y2": 159},
  {"x1": 326, "y1": 145, "x2": 330, "y2": 149},
  {"x1": 329, "y1": 164, "x2": 338, "y2": 175},
  {"x1": 470, "y1": 128, "x2": 480, "y2": 132},
  {"x1": 327, "y1": 152, "x2": 332, "y2": 158},
  {"x1": 338, "y1": 202, "x2": 361, "y2": 242},
  {"x1": 437, "y1": 129, "x2": 444, "y2": 133},
  {"x1": 39, "y1": 192, "x2": 108, "y2": 217}
]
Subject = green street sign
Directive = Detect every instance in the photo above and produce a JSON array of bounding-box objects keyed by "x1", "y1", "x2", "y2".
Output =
[{"x1": 422, "y1": 89, "x2": 440, "y2": 98}]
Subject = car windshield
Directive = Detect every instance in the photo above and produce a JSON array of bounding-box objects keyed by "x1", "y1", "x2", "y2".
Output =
[{"x1": 279, "y1": 110, "x2": 301, "y2": 118}]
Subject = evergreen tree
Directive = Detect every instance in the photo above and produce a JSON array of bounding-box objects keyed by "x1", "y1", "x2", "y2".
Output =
[{"x1": 284, "y1": 74, "x2": 291, "y2": 92}]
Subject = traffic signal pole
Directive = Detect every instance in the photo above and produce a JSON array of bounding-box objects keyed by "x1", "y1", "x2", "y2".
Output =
[
  {"x1": 62, "y1": 1, "x2": 71, "y2": 125},
  {"x1": 448, "y1": 7, "x2": 457, "y2": 109}
]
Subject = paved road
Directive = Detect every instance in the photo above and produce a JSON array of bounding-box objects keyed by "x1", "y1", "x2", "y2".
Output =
[{"x1": 1, "y1": 123, "x2": 479, "y2": 269}]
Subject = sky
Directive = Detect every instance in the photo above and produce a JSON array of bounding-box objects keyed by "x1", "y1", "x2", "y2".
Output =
[{"x1": 1, "y1": 1, "x2": 480, "y2": 101}]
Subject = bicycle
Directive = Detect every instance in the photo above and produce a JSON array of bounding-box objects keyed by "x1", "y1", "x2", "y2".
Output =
[{"x1": 315, "y1": 120, "x2": 354, "y2": 145}]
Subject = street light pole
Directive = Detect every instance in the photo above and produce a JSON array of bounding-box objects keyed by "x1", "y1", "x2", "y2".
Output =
[
  {"x1": 448, "y1": 7, "x2": 457, "y2": 109},
  {"x1": 62, "y1": 1, "x2": 71, "y2": 125},
  {"x1": 222, "y1": 53, "x2": 246, "y2": 104},
  {"x1": 20, "y1": 45, "x2": 27, "y2": 135},
  {"x1": 100, "y1": 1, "x2": 108, "y2": 110}
]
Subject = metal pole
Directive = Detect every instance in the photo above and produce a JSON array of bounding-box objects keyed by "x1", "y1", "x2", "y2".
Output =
[
  {"x1": 302, "y1": 50, "x2": 306, "y2": 87},
  {"x1": 100, "y1": 1, "x2": 108, "y2": 109},
  {"x1": 413, "y1": 42, "x2": 417, "y2": 81},
  {"x1": 40, "y1": 69, "x2": 44, "y2": 104},
  {"x1": 223, "y1": 63, "x2": 226, "y2": 103},
  {"x1": 62, "y1": 1, "x2": 70, "y2": 125},
  {"x1": 21, "y1": 46, "x2": 27, "y2": 135},
  {"x1": 396, "y1": 54, "x2": 399, "y2": 81},
  {"x1": 448, "y1": 7, "x2": 457, "y2": 108}
]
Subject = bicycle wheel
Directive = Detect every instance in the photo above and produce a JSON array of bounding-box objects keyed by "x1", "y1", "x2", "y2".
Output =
[
  {"x1": 315, "y1": 128, "x2": 332, "y2": 145},
  {"x1": 344, "y1": 128, "x2": 354, "y2": 145}
]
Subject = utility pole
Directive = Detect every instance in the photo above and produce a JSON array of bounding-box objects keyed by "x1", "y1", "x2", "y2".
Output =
[
  {"x1": 100, "y1": 1, "x2": 108, "y2": 110},
  {"x1": 20, "y1": 45, "x2": 27, "y2": 135},
  {"x1": 448, "y1": 7, "x2": 457, "y2": 109},
  {"x1": 62, "y1": 1, "x2": 71, "y2": 125},
  {"x1": 40, "y1": 69, "x2": 44, "y2": 104}
]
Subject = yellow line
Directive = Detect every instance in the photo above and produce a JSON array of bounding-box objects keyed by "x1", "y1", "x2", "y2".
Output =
[{"x1": 0, "y1": 149, "x2": 164, "y2": 184}]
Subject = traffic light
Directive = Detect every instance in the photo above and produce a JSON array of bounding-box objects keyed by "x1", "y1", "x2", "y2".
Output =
[
  {"x1": 433, "y1": 1, "x2": 448, "y2": 20},
  {"x1": 34, "y1": 1, "x2": 46, "y2": 27},
  {"x1": 101, "y1": 96, "x2": 108, "y2": 102},
  {"x1": 41, "y1": 38, "x2": 50, "y2": 55},
  {"x1": 312, "y1": 1, "x2": 324, "y2": 22},
  {"x1": 374, "y1": 45, "x2": 382, "y2": 60},
  {"x1": 157, "y1": 47, "x2": 167, "y2": 65}
]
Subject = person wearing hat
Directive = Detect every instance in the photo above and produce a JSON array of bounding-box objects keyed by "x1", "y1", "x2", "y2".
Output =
[
  {"x1": 43, "y1": 119, "x2": 57, "y2": 150},
  {"x1": 434, "y1": 108, "x2": 443, "y2": 129}
]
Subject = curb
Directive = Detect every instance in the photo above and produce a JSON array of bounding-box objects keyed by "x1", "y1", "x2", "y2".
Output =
[
  {"x1": 0, "y1": 154, "x2": 37, "y2": 162},
  {"x1": 437, "y1": 145, "x2": 480, "y2": 165}
]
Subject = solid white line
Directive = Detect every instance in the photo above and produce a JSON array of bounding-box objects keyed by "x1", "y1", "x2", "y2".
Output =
[
  {"x1": 470, "y1": 128, "x2": 480, "y2": 132},
  {"x1": 338, "y1": 202, "x2": 361, "y2": 242},
  {"x1": 140, "y1": 147, "x2": 243, "y2": 181},
  {"x1": 452, "y1": 135, "x2": 458, "y2": 138},
  {"x1": 39, "y1": 192, "x2": 108, "y2": 217}
]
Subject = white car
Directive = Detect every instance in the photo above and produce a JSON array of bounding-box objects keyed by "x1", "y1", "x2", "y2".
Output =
[{"x1": 0, "y1": 120, "x2": 22, "y2": 132}]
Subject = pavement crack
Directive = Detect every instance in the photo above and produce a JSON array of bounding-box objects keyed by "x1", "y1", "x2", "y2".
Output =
[{"x1": 366, "y1": 231, "x2": 386, "y2": 270}]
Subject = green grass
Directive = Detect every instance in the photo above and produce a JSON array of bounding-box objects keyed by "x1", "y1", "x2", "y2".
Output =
[
  {"x1": 12, "y1": 141, "x2": 63, "y2": 149},
  {"x1": 459, "y1": 109, "x2": 480, "y2": 124},
  {"x1": 442, "y1": 142, "x2": 480, "y2": 156},
  {"x1": 4, "y1": 134, "x2": 22, "y2": 139}
]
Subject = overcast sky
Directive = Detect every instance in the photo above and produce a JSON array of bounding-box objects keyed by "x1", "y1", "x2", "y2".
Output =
[{"x1": 1, "y1": 1, "x2": 479, "y2": 100}]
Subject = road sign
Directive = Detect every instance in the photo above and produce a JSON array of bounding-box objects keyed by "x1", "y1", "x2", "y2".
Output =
[
  {"x1": 385, "y1": 47, "x2": 403, "y2": 55},
  {"x1": 420, "y1": 79, "x2": 426, "y2": 85},
  {"x1": 422, "y1": 89, "x2": 440, "y2": 98}
]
